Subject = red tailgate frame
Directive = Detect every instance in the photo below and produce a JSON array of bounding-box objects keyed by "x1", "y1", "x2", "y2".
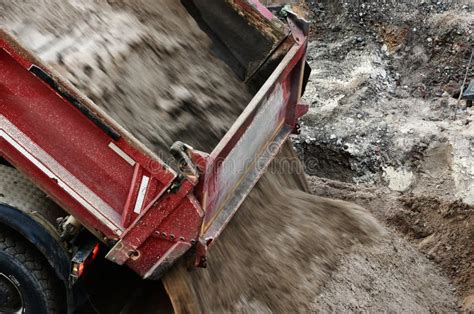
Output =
[{"x1": 194, "y1": 14, "x2": 309, "y2": 254}]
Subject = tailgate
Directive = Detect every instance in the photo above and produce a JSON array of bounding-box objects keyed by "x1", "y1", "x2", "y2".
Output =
[{"x1": 196, "y1": 14, "x2": 309, "y2": 244}]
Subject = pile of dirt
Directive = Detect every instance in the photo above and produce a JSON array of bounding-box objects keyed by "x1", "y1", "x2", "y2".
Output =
[
  {"x1": 165, "y1": 149, "x2": 462, "y2": 313},
  {"x1": 309, "y1": 175, "x2": 473, "y2": 311},
  {"x1": 172, "y1": 151, "x2": 383, "y2": 313},
  {"x1": 314, "y1": 236, "x2": 458, "y2": 313}
]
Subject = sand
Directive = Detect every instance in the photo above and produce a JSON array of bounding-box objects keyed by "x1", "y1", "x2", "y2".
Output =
[
  {"x1": 168, "y1": 150, "x2": 382, "y2": 313},
  {"x1": 163, "y1": 150, "x2": 457, "y2": 313}
]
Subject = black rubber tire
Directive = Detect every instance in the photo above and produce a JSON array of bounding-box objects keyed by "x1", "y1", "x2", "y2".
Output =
[{"x1": 0, "y1": 227, "x2": 63, "y2": 314}]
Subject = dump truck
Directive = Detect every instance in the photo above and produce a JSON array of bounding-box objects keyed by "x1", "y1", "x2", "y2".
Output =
[{"x1": 0, "y1": 1, "x2": 310, "y2": 312}]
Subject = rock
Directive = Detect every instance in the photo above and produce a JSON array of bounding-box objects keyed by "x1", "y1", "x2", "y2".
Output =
[{"x1": 383, "y1": 166, "x2": 415, "y2": 192}]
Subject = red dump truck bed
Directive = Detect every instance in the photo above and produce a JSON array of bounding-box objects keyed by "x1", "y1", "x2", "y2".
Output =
[{"x1": 0, "y1": 1, "x2": 309, "y2": 279}]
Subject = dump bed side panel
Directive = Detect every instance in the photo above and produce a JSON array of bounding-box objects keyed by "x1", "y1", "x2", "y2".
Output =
[{"x1": 0, "y1": 33, "x2": 177, "y2": 238}]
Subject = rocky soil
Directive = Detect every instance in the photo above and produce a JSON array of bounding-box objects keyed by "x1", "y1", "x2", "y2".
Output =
[
  {"x1": 295, "y1": 0, "x2": 473, "y2": 310},
  {"x1": 296, "y1": 1, "x2": 473, "y2": 196}
]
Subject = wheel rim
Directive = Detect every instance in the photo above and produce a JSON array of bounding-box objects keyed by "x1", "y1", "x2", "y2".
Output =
[{"x1": 0, "y1": 273, "x2": 23, "y2": 314}]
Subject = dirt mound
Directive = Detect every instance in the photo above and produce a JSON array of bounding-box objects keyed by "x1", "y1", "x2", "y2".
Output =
[
  {"x1": 177, "y1": 153, "x2": 382, "y2": 313},
  {"x1": 164, "y1": 164, "x2": 461, "y2": 313},
  {"x1": 308, "y1": 175, "x2": 472, "y2": 311},
  {"x1": 315, "y1": 237, "x2": 458, "y2": 313}
]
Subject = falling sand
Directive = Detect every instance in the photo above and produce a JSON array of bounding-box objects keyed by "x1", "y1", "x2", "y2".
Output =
[
  {"x1": 164, "y1": 146, "x2": 382, "y2": 313},
  {"x1": 2, "y1": 1, "x2": 454, "y2": 313},
  {"x1": 1, "y1": 0, "x2": 250, "y2": 162}
]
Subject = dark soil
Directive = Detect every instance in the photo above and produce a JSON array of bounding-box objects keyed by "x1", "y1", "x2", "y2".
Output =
[{"x1": 390, "y1": 195, "x2": 474, "y2": 302}]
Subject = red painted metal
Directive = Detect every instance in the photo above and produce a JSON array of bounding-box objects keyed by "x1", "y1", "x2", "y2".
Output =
[
  {"x1": 0, "y1": 0, "x2": 309, "y2": 278},
  {"x1": 0, "y1": 35, "x2": 205, "y2": 276},
  {"x1": 194, "y1": 15, "x2": 309, "y2": 245}
]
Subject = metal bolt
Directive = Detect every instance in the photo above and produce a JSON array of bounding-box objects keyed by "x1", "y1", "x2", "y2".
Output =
[
  {"x1": 179, "y1": 236, "x2": 185, "y2": 241},
  {"x1": 170, "y1": 234, "x2": 175, "y2": 240},
  {"x1": 161, "y1": 232, "x2": 167, "y2": 239}
]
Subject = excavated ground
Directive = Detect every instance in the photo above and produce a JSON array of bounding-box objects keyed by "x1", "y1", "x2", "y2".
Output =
[
  {"x1": 295, "y1": 0, "x2": 473, "y2": 311},
  {"x1": 1, "y1": 0, "x2": 470, "y2": 312}
]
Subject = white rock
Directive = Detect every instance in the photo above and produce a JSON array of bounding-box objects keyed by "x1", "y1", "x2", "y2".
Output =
[{"x1": 383, "y1": 166, "x2": 415, "y2": 192}]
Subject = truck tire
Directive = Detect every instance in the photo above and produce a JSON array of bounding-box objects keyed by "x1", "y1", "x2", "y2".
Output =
[{"x1": 0, "y1": 227, "x2": 62, "y2": 314}]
